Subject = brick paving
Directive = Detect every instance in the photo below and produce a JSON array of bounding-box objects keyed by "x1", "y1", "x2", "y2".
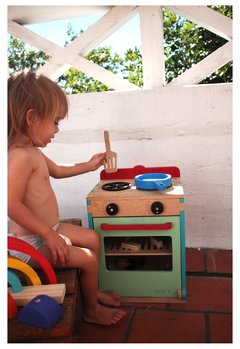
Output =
[{"x1": 77, "y1": 248, "x2": 232, "y2": 343}]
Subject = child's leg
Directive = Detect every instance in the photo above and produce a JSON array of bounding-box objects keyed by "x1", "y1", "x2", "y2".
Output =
[
  {"x1": 57, "y1": 223, "x2": 101, "y2": 258},
  {"x1": 33, "y1": 243, "x2": 126, "y2": 326},
  {"x1": 67, "y1": 246, "x2": 125, "y2": 325},
  {"x1": 56, "y1": 223, "x2": 121, "y2": 307}
]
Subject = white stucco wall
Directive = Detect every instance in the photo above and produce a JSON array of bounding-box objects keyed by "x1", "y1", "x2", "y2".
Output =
[{"x1": 43, "y1": 83, "x2": 232, "y2": 249}]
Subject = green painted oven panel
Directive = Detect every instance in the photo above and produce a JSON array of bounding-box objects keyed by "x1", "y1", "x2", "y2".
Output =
[{"x1": 93, "y1": 216, "x2": 182, "y2": 298}]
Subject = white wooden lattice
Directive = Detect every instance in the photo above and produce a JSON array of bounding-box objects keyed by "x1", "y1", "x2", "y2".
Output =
[{"x1": 8, "y1": 5, "x2": 232, "y2": 89}]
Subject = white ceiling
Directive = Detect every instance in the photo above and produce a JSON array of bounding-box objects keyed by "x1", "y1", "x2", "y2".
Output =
[{"x1": 8, "y1": 5, "x2": 112, "y2": 25}]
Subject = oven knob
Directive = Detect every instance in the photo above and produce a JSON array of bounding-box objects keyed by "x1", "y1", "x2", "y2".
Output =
[
  {"x1": 106, "y1": 203, "x2": 119, "y2": 215},
  {"x1": 151, "y1": 201, "x2": 164, "y2": 214}
]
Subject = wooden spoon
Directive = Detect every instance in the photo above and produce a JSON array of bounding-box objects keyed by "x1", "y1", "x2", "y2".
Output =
[{"x1": 104, "y1": 130, "x2": 117, "y2": 173}]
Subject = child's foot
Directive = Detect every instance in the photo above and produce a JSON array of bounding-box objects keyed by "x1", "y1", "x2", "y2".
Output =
[
  {"x1": 97, "y1": 290, "x2": 121, "y2": 307},
  {"x1": 83, "y1": 303, "x2": 126, "y2": 326}
]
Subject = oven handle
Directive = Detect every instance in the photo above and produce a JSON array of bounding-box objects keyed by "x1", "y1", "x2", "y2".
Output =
[{"x1": 100, "y1": 222, "x2": 172, "y2": 231}]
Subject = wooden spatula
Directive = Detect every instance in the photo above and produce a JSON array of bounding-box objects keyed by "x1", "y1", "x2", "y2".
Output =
[{"x1": 104, "y1": 130, "x2": 117, "y2": 173}]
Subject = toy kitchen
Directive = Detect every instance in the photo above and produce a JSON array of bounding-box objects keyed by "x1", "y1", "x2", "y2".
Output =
[{"x1": 86, "y1": 165, "x2": 186, "y2": 303}]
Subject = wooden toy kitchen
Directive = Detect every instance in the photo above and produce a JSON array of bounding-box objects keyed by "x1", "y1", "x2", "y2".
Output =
[{"x1": 86, "y1": 165, "x2": 186, "y2": 303}]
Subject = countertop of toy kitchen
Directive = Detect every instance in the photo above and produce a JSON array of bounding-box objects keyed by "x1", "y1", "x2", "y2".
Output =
[{"x1": 87, "y1": 178, "x2": 184, "y2": 199}]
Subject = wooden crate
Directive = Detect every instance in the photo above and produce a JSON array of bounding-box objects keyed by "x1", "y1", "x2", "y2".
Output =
[{"x1": 60, "y1": 218, "x2": 82, "y2": 226}]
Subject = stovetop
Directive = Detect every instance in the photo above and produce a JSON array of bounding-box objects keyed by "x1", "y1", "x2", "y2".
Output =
[
  {"x1": 87, "y1": 167, "x2": 184, "y2": 217},
  {"x1": 88, "y1": 178, "x2": 184, "y2": 199}
]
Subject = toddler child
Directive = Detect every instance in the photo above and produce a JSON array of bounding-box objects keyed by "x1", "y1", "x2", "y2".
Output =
[{"x1": 8, "y1": 70, "x2": 126, "y2": 325}]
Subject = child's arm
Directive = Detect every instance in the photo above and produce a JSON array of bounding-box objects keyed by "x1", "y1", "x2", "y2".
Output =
[{"x1": 43, "y1": 152, "x2": 106, "y2": 179}]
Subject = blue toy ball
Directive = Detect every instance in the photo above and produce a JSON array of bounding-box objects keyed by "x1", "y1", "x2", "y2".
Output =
[{"x1": 17, "y1": 294, "x2": 63, "y2": 329}]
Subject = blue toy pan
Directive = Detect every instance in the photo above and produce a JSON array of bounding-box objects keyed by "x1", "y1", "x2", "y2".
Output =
[{"x1": 135, "y1": 173, "x2": 172, "y2": 191}]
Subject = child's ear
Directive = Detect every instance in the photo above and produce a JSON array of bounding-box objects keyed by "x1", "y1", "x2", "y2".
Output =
[{"x1": 26, "y1": 109, "x2": 35, "y2": 127}]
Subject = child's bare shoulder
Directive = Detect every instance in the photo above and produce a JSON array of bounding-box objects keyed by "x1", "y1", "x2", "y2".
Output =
[
  {"x1": 9, "y1": 146, "x2": 30, "y2": 158},
  {"x1": 8, "y1": 146, "x2": 41, "y2": 166}
]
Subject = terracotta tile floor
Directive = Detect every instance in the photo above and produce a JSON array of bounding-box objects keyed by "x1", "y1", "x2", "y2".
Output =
[{"x1": 76, "y1": 248, "x2": 232, "y2": 343}]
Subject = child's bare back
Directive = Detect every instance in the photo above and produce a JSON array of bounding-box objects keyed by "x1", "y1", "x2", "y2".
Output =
[{"x1": 8, "y1": 145, "x2": 59, "y2": 236}]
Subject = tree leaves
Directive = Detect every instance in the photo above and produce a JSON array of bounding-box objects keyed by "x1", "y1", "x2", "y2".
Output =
[
  {"x1": 8, "y1": 36, "x2": 50, "y2": 72},
  {"x1": 8, "y1": 6, "x2": 232, "y2": 93}
]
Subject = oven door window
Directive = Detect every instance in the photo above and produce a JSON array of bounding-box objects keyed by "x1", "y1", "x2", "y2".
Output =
[{"x1": 104, "y1": 236, "x2": 172, "y2": 271}]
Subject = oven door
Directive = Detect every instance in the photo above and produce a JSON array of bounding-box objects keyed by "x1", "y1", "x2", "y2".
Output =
[{"x1": 93, "y1": 216, "x2": 182, "y2": 299}]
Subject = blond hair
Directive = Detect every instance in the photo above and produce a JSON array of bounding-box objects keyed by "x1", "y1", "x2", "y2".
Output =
[{"x1": 8, "y1": 71, "x2": 68, "y2": 147}]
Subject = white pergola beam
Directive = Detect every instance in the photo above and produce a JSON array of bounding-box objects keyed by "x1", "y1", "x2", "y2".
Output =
[
  {"x1": 42, "y1": 55, "x2": 140, "y2": 91},
  {"x1": 8, "y1": 19, "x2": 60, "y2": 55},
  {"x1": 70, "y1": 5, "x2": 138, "y2": 56},
  {"x1": 8, "y1": 5, "x2": 233, "y2": 90},
  {"x1": 166, "y1": 6, "x2": 232, "y2": 41},
  {"x1": 169, "y1": 40, "x2": 232, "y2": 86},
  {"x1": 8, "y1": 14, "x2": 139, "y2": 90},
  {"x1": 139, "y1": 6, "x2": 165, "y2": 88},
  {"x1": 39, "y1": 6, "x2": 137, "y2": 78},
  {"x1": 38, "y1": 6, "x2": 139, "y2": 90}
]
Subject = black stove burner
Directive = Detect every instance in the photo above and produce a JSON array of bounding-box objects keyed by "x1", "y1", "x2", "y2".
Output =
[{"x1": 102, "y1": 182, "x2": 131, "y2": 191}]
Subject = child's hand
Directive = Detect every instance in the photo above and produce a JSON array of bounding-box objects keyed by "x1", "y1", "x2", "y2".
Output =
[
  {"x1": 88, "y1": 153, "x2": 106, "y2": 171},
  {"x1": 45, "y1": 230, "x2": 69, "y2": 266}
]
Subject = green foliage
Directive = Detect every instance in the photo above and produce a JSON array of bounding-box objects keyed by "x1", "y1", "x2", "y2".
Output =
[
  {"x1": 8, "y1": 36, "x2": 50, "y2": 72},
  {"x1": 163, "y1": 6, "x2": 232, "y2": 83},
  {"x1": 208, "y1": 5, "x2": 232, "y2": 18},
  {"x1": 8, "y1": 5, "x2": 232, "y2": 93},
  {"x1": 123, "y1": 47, "x2": 143, "y2": 87}
]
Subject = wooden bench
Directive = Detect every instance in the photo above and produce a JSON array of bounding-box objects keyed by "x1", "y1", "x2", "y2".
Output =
[{"x1": 8, "y1": 268, "x2": 82, "y2": 343}]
